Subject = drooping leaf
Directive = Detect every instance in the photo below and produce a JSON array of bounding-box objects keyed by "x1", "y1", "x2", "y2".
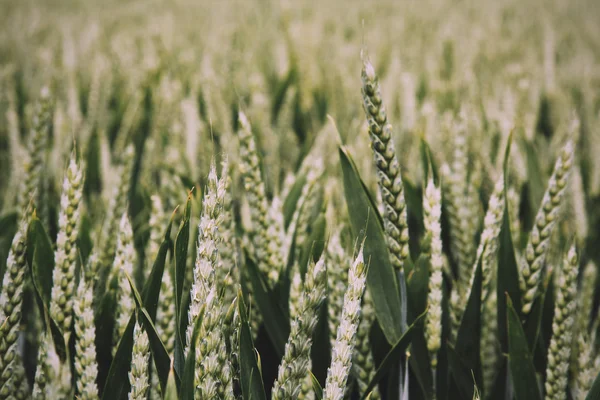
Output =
[
  {"x1": 506, "y1": 296, "x2": 542, "y2": 400},
  {"x1": 245, "y1": 251, "x2": 290, "y2": 357},
  {"x1": 339, "y1": 146, "x2": 404, "y2": 344},
  {"x1": 238, "y1": 289, "x2": 267, "y2": 400},
  {"x1": 360, "y1": 310, "x2": 427, "y2": 400}
]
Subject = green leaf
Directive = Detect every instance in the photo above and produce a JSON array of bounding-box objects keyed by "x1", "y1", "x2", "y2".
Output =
[
  {"x1": 298, "y1": 212, "x2": 327, "y2": 278},
  {"x1": 245, "y1": 251, "x2": 289, "y2": 357},
  {"x1": 283, "y1": 172, "x2": 307, "y2": 229},
  {"x1": 406, "y1": 254, "x2": 434, "y2": 399},
  {"x1": 522, "y1": 138, "x2": 545, "y2": 226},
  {"x1": 238, "y1": 289, "x2": 267, "y2": 400},
  {"x1": 310, "y1": 371, "x2": 323, "y2": 400},
  {"x1": 101, "y1": 313, "x2": 136, "y2": 400},
  {"x1": 524, "y1": 271, "x2": 551, "y2": 352},
  {"x1": 174, "y1": 192, "x2": 192, "y2": 378},
  {"x1": 181, "y1": 305, "x2": 205, "y2": 400},
  {"x1": 585, "y1": 369, "x2": 600, "y2": 400},
  {"x1": 446, "y1": 345, "x2": 474, "y2": 400},
  {"x1": 498, "y1": 133, "x2": 522, "y2": 353},
  {"x1": 359, "y1": 310, "x2": 427, "y2": 400},
  {"x1": 506, "y1": 296, "x2": 542, "y2": 400},
  {"x1": 449, "y1": 252, "x2": 483, "y2": 398},
  {"x1": 26, "y1": 216, "x2": 55, "y2": 307},
  {"x1": 163, "y1": 362, "x2": 179, "y2": 400},
  {"x1": 339, "y1": 146, "x2": 403, "y2": 344},
  {"x1": 141, "y1": 211, "x2": 174, "y2": 321}
]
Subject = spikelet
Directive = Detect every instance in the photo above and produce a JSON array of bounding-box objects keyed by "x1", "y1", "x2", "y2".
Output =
[
  {"x1": 112, "y1": 213, "x2": 137, "y2": 354},
  {"x1": 129, "y1": 321, "x2": 150, "y2": 400},
  {"x1": 17, "y1": 87, "x2": 52, "y2": 217},
  {"x1": 0, "y1": 221, "x2": 29, "y2": 399},
  {"x1": 353, "y1": 290, "x2": 380, "y2": 399},
  {"x1": 324, "y1": 245, "x2": 367, "y2": 400},
  {"x1": 272, "y1": 257, "x2": 327, "y2": 400},
  {"x1": 423, "y1": 179, "x2": 443, "y2": 368},
  {"x1": 73, "y1": 278, "x2": 99, "y2": 400},
  {"x1": 49, "y1": 155, "x2": 84, "y2": 336},
  {"x1": 237, "y1": 111, "x2": 285, "y2": 285},
  {"x1": 544, "y1": 245, "x2": 578, "y2": 400},
  {"x1": 289, "y1": 263, "x2": 303, "y2": 321},
  {"x1": 520, "y1": 139, "x2": 574, "y2": 315},
  {"x1": 360, "y1": 57, "x2": 410, "y2": 272}
]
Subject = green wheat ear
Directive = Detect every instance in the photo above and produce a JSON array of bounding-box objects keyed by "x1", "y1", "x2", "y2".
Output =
[
  {"x1": 272, "y1": 257, "x2": 327, "y2": 400},
  {"x1": 520, "y1": 138, "x2": 574, "y2": 316},
  {"x1": 360, "y1": 56, "x2": 409, "y2": 273},
  {"x1": 324, "y1": 244, "x2": 367, "y2": 400},
  {"x1": 544, "y1": 245, "x2": 579, "y2": 400},
  {"x1": 49, "y1": 154, "x2": 84, "y2": 338}
]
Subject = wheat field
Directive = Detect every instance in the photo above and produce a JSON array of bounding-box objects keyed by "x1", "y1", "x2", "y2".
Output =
[{"x1": 1, "y1": 0, "x2": 600, "y2": 399}]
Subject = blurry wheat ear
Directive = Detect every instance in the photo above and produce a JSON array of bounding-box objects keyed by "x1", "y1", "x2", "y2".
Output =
[
  {"x1": 0, "y1": 221, "x2": 29, "y2": 399},
  {"x1": 17, "y1": 87, "x2": 52, "y2": 217},
  {"x1": 49, "y1": 155, "x2": 84, "y2": 338},
  {"x1": 32, "y1": 332, "x2": 56, "y2": 400},
  {"x1": 360, "y1": 57, "x2": 410, "y2": 272},
  {"x1": 324, "y1": 245, "x2": 367, "y2": 400},
  {"x1": 353, "y1": 289, "x2": 381, "y2": 399},
  {"x1": 544, "y1": 245, "x2": 578, "y2": 400},
  {"x1": 111, "y1": 213, "x2": 137, "y2": 355},
  {"x1": 520, "y1": 137, "x2": 574, "y2": 315},
  {"x1": 423, "y1": 178, "x2": 443, "y2": 370},
  {"x1": 272, "y1": 257, "x2": 327, "y2": 400},
  {"x1": 326, "y1": 230, "x2": 350, "y2": 351},
  {"x1": 571, "y1": 332, "x2": 596, "y2": 399},
  {"x1": 128, "y1": 320, "x2": 150, "y2": 400},
  {"x1": 73, "y1": 278, "x2": 99, "y2": 400},
  {"x1": 237, "y1": 111, "x2": 284, "y2": 285},
  {"x1": 477, "y1": 178, "x2": 505, "y2": 393},
  {"x1": 95, "y1": 144, "x2": 135, "y2": 290}
]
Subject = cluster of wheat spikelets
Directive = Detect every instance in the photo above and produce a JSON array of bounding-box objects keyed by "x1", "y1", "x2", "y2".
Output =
[{"x1": 1, "y1": 0, "x2": 600, "y2": 399}]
